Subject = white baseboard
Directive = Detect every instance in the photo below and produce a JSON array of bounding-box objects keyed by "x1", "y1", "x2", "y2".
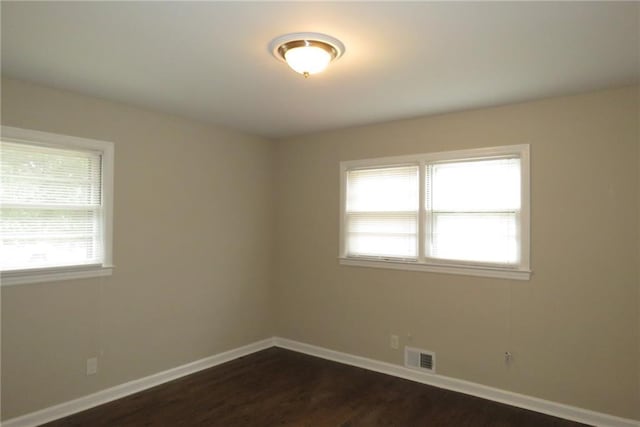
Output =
[
  {"x1": 273, "y1": 337, "x2": 639, "y2": 427},
  {"x1": 1, "y1": 338, "x2": 275, "y2": 427},
  {"x1": 3, "y1": 337, "x2": 638, "y2": 427}
]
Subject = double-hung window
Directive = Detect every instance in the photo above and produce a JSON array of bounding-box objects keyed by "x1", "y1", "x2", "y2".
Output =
[
  {"x1": 340, "y1": 145, "x2": 530, "y2": 280},
  {"x1": 1, "y1": 127, "x2": 114, "y2": 285},
  {"x1": 345, "y1": 165, "x2": 419, "y2": 260}
]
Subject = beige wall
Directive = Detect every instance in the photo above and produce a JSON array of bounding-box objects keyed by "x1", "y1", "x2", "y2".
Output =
[
  {"x1": 0, "y1": 78, "x2": 275, "y2": 419},
  {"x1": 637, "y1": 85, "x2": 640, "y2": 422},
  {"x1": 2, "y1": 78, "x2": 639, "y2": 422},
  {"x1": 274, "y1": 86, "x2": 640, "y2": 420}
]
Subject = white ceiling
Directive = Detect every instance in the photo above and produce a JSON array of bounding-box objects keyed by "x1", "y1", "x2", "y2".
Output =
[{"x1": 2, "y1": 2, "x2": 639, "y2": 139}]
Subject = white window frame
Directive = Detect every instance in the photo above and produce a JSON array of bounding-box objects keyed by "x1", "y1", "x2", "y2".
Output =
[
  {"x1": 1, "y1": 126, "x2": 114, "y2": 286},
  {"x1": 339, "y1": 144, "x2": 530, "y2": 281}
]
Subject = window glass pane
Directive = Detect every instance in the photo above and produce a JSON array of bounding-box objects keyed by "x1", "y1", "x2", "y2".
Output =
[
  {"x1": 1, "y1": 236, "x2": 99, "y2": 271},
  {"x1": 430, "y1": 158, "x2": 520, "y2": 211},
  {"x1": 1, "y1": 143, "x2": 101, "y2": 206},
  {"x1": 1, "y1": 208, "x2": 99, "y2": 239},
  {"x1": 346, "y1": 212, "x2": 417, "y2": 258},
  {"x1": 347, "y1": 233, "x2": 417, "y2": 259},
  {"x1": 0, "y1": 141, "x2": 103, "y2": 271},
  {"x1": 345, "y1": 165, "x2": 418, "y2": 259},
  {"x1": 347, "y1": 212, "x2": 417, "y2": 234},
  {"x1": 347, "y1": 166, "x2": 418, "y2": 212},
  {"x1": 430, "y1": 213, "x2": 518, "y2": 264}
]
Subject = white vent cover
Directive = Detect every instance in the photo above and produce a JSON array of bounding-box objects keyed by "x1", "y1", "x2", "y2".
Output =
[{"x1": 405, "y1": 346, "x2": 436, "y2": 373}]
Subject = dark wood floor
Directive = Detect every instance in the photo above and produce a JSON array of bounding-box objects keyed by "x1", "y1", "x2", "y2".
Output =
[{"x1": 43, "y1": 347, "x2": 589, "y2": 427}]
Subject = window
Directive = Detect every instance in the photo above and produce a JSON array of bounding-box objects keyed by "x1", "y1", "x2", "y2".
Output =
[
  {"x1": 1, "y1": 127, "x2": 114, "y2": 285},
  {"x1": 339, "y1": 145, "x2": 530, "y2": 280}
]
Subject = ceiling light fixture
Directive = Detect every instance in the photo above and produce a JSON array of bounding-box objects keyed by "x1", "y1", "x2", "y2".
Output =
[{"x1": 270, "y1": 32, "x2": 345, "y2": 78}]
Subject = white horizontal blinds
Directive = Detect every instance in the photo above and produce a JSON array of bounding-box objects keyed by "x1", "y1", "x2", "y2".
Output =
[
  {"x1": 426, "y1": 157, "x2": 521, "y2": 264},
  {"x1": 346, "y1": 165, "x2": 419, "y2": 259},
  {"x1": 1, "y1": 141, "x2": 103, "y2": 271}
]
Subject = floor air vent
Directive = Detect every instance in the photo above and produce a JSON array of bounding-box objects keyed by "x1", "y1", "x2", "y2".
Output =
[{"x1": 405, "y1": 346, "x2": 436, "y2": 373}]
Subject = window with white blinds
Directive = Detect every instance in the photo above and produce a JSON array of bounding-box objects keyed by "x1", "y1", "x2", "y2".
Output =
[
  {"x1": 1, "y1": 127, "x2": 113, "y2": 285},
  {"x1": 426, "y1": 158, "x2": 521, "y2": 265},
  {"x1": 345, "y1": 165, "x2": 419, "y2": 260},
  {"x1": 340, "y1": 145, "x2": 530, "y2": 280}
]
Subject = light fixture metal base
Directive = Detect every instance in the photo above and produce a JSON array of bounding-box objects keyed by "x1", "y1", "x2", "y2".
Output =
[{"x1": 269, "y1": 32, "x2": 345, "y2": 64}]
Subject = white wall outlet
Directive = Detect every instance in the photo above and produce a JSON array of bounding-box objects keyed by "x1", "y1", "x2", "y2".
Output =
[
  {"x1": 86, "y1": 357, "x2": 98, "y2": 375},
  {"x1": 390, "y1": 334, "x2": 399, "y2": 350}
]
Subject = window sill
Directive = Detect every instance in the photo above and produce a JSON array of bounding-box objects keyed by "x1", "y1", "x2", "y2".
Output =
[
  {"x1": 1, "y1": 265, "x2": 114, "y2": 286},
  {"x1": 338, "y1": 257, "x2": 531, "y2": 281}
]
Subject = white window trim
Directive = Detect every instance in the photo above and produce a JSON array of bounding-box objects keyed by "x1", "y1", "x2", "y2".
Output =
[
  {"x1": 0, "y1": 126, "x2": 114, "y2": 286},
  {"x1": 339, "y1": 144, "x2": 531, "y2": 281}
]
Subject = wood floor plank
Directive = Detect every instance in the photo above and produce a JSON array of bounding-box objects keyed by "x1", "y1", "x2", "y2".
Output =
[{"x1": 41, "y1": 348, "x2": 590, "y2": 427}]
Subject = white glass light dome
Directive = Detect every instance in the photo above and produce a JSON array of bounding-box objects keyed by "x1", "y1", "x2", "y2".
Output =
[
  {"x1": 284, "y1": 45, "x2": 333, "y2": 75},
  {"x1": 270, "y1": 33, "x2": 345, "y2": 78}
]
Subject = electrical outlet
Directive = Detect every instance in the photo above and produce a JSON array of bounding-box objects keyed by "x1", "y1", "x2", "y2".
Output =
[
  {"x1": 504, "y1": 351, "x2": 513, "y2": 365},
  {"x1": 86, "y1": 357, "x2": 98, "y2": 375},
  {"x1": 390, "y1": 334, "x2": 399, "y2": 350}
]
